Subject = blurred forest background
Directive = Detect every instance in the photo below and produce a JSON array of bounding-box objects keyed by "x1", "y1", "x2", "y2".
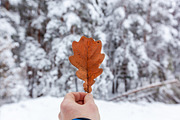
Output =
[{"x1": 0, "y1": 0, "x2": 180, "y2": 105}]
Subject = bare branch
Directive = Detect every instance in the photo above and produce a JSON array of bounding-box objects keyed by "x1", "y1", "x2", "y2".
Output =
[{"x1": 108, "y1": 79, "x2": 180, "y2": 101}]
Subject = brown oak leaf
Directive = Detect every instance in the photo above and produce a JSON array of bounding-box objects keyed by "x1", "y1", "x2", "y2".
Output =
[{"x1": 69, "y1": 36, "x2": 105, "y2": 93}]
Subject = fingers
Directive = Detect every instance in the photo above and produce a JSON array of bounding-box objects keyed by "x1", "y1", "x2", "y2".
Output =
[
  {"x1": 72, "y1": 92, "x2": 87, "y2": 102},
  {"x1": 77, "y1": 100, "x2": 84, "y2": 105},
  {"x1": 59, "y1": 92, "x2": 99, "y2": 120},
  {"x1": 64, "y1": 92, "x2": 87, "y2": 102},
  {"x1": 84, "y1": 93, "x2": 94, "y2": 104},
  {"x1": 63, "y1": 92, "x2": 94, "y2": 105}
]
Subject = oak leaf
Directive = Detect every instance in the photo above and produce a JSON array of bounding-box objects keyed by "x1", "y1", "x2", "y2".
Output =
[{"x1": 69, "y1": 36, "x2": 105, "y2": 93}]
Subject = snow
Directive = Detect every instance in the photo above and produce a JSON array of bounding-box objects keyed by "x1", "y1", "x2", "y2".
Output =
[
  {"x1": 31, "y1": 15, "x2": 46, "y2": 29},
  {"x1": 1, "y1": 97, "x2": 180, "y2": 120},
  {"x1": 87, "y1": 3, "x2": 100, "y2": 20},
  {"x1": 47, "y1": 0, "x2": 80, "y2": 18},
  {"x1": 0, "y1": 8, "x2": 20, "y2": 25},
  {"x1": 113, "y1": 7, "x2": 125, "y2": 20},
  {"x1": 0, "y1": 18, "x2": 16, "y2": 35},
  {"x1": 21, "y1": 39, "x2": 51, "y2": 69},
  {"x1": 63, "y1": 12, "x2": 81, "y2": 31},
  {"x1": 1, "y1": 0, "x2": 180, "y2": 106},
  {"x1": 8, "y1": 0, "x2": 22, "y2": 5}
]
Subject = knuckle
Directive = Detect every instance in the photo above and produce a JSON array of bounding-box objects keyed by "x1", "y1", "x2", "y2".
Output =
[
  {"x1": 60, "y1": 101, "x2": 69, "y2": 111},
  {"x1": 58, "y1": 113, "x2": 61, "y2": 119},
  {"x1": 66, "y1": 92, "x2": 72, "y2": 96},
  {"x1": 88, "y1": 102, "x2": 98, "y2": 111}
]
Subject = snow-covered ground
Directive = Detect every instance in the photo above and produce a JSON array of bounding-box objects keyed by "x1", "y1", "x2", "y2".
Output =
[{"x1": 0, "y1": 96, "x2": 180, "y2": 120}]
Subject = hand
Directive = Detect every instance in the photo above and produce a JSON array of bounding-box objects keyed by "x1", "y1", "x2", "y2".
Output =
[{"x1": 58, "y1": 92, "x2": 100, "y2": 120}]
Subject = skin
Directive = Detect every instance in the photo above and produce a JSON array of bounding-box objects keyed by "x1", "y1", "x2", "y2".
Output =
[{"x1": 58, "y1": 92, "x2": 100, "y2": 120}]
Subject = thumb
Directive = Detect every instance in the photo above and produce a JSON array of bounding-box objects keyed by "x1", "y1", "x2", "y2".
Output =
[{"x1": 84, "y1": 93, "x2": 94, "y2": 104}]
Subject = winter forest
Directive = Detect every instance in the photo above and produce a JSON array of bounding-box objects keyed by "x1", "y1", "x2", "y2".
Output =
[{"x1": 0, "y1": 0, "x2": 180, "y2": 106}]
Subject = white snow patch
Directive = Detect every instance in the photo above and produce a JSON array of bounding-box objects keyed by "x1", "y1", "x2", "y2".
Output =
[
  {"x1": 0, "y1": 19, "x2": 16, "y2": 35},
  {"x1": 47, "y1": 0, "x2": 80, "y2": 18},
  {"x1": 1, "y1": 97, "x2": 180, "y2": 120},
  {"x1": 8, "y1": 0, "x2": 22, "y2": 5},
  {"x1": 63, "y1": 12, "x2": 81, "y2": 31}
]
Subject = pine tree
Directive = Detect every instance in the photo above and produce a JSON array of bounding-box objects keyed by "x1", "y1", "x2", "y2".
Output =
[{"x1": 0, "y1": 0, "x2": 27, "y2": 105}]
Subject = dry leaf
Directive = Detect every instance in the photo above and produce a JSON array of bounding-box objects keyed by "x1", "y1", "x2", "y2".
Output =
[{"x1": 69, "y1": 36, "x2": 105, "y2": 93}]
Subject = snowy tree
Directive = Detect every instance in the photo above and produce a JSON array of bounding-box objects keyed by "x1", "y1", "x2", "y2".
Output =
[
  {"x1": 0, "y1": 0, "x2": 27, "y2": 105},
  {"x1": 0, "y1": 0, "x2": 180, "y2": 104},
  {"x1": 101, "y1": 0, "x2": 180, "y2": 102}
]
